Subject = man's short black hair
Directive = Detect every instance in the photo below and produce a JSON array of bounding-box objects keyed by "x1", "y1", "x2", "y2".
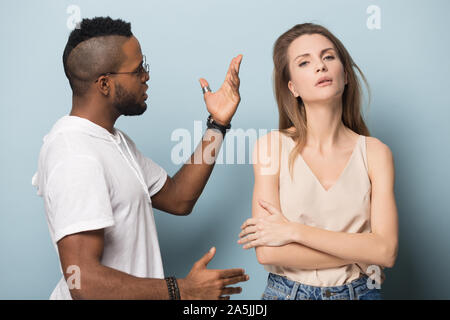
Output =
[{"x1": 63, "y1": 16, "x2": 133, "y2": 96}]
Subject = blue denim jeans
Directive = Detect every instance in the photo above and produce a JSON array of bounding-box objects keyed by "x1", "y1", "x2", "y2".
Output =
[{"x1": 261, "y1": 273, "x2": 382, "y2": 300}]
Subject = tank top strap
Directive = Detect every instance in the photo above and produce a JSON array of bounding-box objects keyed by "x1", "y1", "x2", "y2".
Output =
[
  {"x1": 358, "y1": 135, "x2": 369, "y2": 173},
  {"x1": 278, "y1": 131, "x2": 295, "y2": 166}
]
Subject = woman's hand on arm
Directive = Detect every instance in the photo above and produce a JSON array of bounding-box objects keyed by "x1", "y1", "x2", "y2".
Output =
[
  {"x1": 242, "y1": 138, "x2": 399, "y2": 269},
  {"x1": 242, "y1": 132, "x2": 354, "y2": 269},
  {"x1": 238, "y1": 199, "x2": 293, "y2": 248}
]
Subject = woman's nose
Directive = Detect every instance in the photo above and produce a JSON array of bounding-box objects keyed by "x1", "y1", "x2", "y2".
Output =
[{"x1": 315, "y1": 62, "x2": 327, "y2": 73}]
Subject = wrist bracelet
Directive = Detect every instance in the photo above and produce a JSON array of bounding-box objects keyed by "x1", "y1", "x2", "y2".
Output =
[
  {"x1": 172, "y1": 277, "x2": 180, "y2": 300},
  {"x1": 165, "y1": 276, "x2": 180, "y2": 300},
  {"x1": 206, "y1": 115, "x2": 231, "y2": 137},
  {"x1": 165, "y1": 277, "x2": 174, "y2": 300}
]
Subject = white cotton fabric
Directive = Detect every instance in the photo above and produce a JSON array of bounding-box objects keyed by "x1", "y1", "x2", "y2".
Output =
[{"x1": 32, "y1": 115, "x2": 168, "y2": 299}]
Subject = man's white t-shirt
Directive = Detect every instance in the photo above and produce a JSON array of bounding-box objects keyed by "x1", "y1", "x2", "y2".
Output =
[{"x1": 32, "y1": 115, "x2": 168, "y2": 299}]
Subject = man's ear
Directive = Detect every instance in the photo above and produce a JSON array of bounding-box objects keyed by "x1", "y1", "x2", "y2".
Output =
[
  {"x1": 288, "y1": 81, "x2": 299, "y2": 97},
  {"x1": 96, "y1": 76, "x2": 111, "y2": 97}
]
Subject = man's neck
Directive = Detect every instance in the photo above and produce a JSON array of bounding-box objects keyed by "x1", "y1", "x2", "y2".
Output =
[{"x1": 71, "y1": 96, "x2": 119, "y2": 134}]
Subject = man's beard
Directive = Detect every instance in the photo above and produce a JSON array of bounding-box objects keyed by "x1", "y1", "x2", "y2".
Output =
[{"x1": 113, "y1": 83, "x2": 147, "y2": 116}]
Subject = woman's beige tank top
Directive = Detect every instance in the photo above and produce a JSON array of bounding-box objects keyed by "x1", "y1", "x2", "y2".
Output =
[{"x1": 264, "y1": 132, "x2": 385, "y2": 287}]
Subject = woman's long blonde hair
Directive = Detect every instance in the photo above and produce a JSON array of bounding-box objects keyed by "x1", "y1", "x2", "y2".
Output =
[{"x1": 273, "y1": 23, "x2": 370, "y2": 173}]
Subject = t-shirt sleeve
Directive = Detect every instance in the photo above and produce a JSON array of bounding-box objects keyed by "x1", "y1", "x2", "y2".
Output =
[
  {"x1": 46, "y1": 155, "x2": 115, "y2": 243},
  {"x1": 120, "y1": 133, "x2": 168, "y2": 198},
  {"x1": 136, "y1": 153, "x2": 168, "y2": 198}
]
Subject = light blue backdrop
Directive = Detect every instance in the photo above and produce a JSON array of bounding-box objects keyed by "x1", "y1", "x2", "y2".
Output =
[{"x1": 1, "y1": 0, "x2": 449, "y2": 299}]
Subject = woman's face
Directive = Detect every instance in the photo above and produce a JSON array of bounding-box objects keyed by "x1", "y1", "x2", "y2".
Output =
[{"x1": 287, "y1": 33, "x2": 347, "y2": 104}]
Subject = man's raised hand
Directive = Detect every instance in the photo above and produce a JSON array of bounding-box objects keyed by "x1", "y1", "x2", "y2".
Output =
[{"x1": 199, "y1": 55, "x2": 243, "y2": 126}]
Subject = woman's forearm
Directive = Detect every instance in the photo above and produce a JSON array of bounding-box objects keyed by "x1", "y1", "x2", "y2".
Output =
[
  {"x1": 288, "y1": 223, "x2": 395, "y2": 268},
  {"x1": 256, "y1": 244, "x2": 353, "y2": 270}
]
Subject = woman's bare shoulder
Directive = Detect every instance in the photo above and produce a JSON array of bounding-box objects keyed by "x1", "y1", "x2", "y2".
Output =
[
  {"x1": 255, "y1": 130, "x2": 283, "y2": 146},
  {"x1": 365, "y1": 136, "x2": 392, "y2": 155},
  {"x1": 365, "y1": 136, "x2": 394, "y2": 177},
  {"x1": 252, "y1": 130, "x2": 283, "y2": 174}
]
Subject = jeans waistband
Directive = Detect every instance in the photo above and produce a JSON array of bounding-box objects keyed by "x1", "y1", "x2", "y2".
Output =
[{"x1": 267, "y1": 273, "x2": 370, "y2": 300}]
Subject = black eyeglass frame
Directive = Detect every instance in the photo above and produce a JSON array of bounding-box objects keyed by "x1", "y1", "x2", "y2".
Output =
[{"x1": 94, "y1": 55, "x2": 149, "y2": 83}]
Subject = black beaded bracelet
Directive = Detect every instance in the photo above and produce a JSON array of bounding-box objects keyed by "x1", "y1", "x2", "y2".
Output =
[
  {"x1": 165, "y1": 277, "x2": 174, "y2": 300},
  {"x1": 165, "y1": 276, "x2": 180, "y2": 300},
  {"x1": 206, "y1": 115, "x2": 231, "y2": 137},
  {"x1": 173, "y1": 277, "x2": 181, "y2": 300},
  {"x1": 172, "y1": 277, "x2": 180, "y2": 300}
]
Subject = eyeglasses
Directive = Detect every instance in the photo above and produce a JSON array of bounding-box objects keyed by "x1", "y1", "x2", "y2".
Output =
[{"x1": 95, "y1": 55, "x2": 149, "y2": 83}]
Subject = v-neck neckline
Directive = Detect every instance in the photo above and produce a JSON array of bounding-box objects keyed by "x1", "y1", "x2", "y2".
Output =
[{"x1": 290, "y1": 134, "x2": 361, "y2": 193}]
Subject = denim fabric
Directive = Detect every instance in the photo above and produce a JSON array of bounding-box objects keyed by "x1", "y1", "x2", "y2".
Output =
[{"x1": 261, "y1": 273, "x2": 382, "y2": 300}]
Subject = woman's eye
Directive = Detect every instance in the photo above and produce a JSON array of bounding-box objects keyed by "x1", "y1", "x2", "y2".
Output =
[
  {"x1": 324, "y1": 55, "x2": 335, "y2": 60},
  {"x1": 299, "y1": 61, "x2": 308, "y2": 67}
]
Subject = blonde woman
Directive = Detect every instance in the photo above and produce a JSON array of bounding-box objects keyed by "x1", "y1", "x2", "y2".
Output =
[{"x1": 238, "y1": 23, "x2": 398, "y2": 300}]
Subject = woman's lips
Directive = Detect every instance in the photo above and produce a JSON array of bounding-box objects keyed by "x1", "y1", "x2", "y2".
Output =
[
  {"x1": 316, "y1": 80, "x2": 332, "y2": 87},
  {"x1": 143, "y1": 93, "x2": 148, "y2": 100}
]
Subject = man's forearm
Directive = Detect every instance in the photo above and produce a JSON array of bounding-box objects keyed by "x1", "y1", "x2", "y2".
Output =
[
  {"x1": 70, "y1": 263, "x2": 169, "y2": 299},
  {"x1": 172, "y1": 128, "x2": 224, "y2": 208},
  {"x1": 258, "y1": 243, "x2": 353, "y2": 270}
]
